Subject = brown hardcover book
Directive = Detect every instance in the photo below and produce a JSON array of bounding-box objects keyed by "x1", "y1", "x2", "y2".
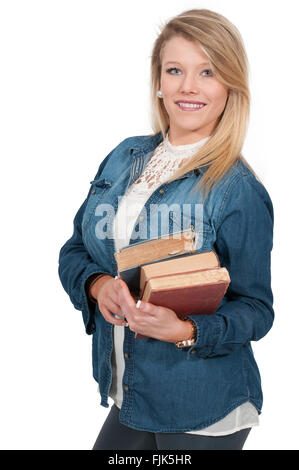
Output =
[
  {"x1": 134, "y1": 250, "x2": 230, "y2": 339},
  {"x1": 114, "y1": 227, "x2": 198, "y2": 271},
  {"x1": 139, "y1": 250, "x2": 220, "y2": 296},
  {"x1": 114, "y1": 227, "x2": 199, "y2": 293}
]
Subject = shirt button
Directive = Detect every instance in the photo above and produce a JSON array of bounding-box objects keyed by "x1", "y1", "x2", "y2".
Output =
[
  {"x1": 91, "y1": 189, "x2": 96, "y2": 195},
  {"x1": 124, "y1": 353, "x2": 129, "y2": 358},
  {"x1": 159, "y1": 189, "x2": 165, "y2": 194},
  {"x1": 139, "y1": 216, "x2": 144, "y2": 222},
  {"x1": 124, "y1": 385, "x2": 129, "y2": 391}
]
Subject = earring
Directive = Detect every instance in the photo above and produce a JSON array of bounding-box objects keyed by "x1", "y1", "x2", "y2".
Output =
[{"x1": 157, "y1": 90, "x2": 163, "y2": 98}]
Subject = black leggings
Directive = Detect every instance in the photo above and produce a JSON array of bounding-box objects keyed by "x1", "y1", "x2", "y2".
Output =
[{"x1": 92, "y1": 404, "x2": 251, "y2": 450}]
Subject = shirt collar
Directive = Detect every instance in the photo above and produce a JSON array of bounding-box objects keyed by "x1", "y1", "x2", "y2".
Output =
[{"x1": 129, "y1": 131, "x2": 210, "y2": 175}]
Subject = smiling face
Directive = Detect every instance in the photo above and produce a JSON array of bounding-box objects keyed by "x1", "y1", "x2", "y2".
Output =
[{"x1": 160, "y1": 36, "x2": 229, "y2": 145}]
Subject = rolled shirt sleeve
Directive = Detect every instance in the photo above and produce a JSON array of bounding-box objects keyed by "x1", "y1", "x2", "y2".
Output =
[{"x1": 184, "y1": 172, "x2": 274, "y2": 359}]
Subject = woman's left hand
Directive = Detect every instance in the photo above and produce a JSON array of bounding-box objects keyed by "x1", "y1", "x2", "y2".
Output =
[{"x1": 116, "y1": 278, "x2": 184, "y2": 343}]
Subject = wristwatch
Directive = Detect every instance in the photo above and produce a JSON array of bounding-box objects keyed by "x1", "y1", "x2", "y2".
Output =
[{"x1": 175, "y1": 318, "x2": 197, "y2": 348}]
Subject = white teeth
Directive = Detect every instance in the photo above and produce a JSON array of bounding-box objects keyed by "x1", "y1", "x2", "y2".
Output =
[{"x1": 177, "y1": 102, "x2": 205, "y2": 109}]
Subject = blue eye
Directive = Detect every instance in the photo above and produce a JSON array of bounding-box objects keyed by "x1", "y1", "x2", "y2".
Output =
[
  {"x1": 166, "y1": 67, "x2": 180, "y2": 74},
  {"x1": 166, "y1": 67, "x2": 213, "y2": 77}
]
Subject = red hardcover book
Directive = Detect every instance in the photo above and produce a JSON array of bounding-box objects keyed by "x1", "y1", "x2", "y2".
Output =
[{"x1": 134, "y1": 251, "x2": 230, "y2": 339}]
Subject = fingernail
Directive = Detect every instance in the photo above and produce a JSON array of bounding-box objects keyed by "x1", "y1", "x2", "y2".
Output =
[
  {"x1": 136, "y1": 300, "x2": 141, "y2": 309},
  {"x1": 114, "y1": 275, "x2": 118, "y2": 280}
]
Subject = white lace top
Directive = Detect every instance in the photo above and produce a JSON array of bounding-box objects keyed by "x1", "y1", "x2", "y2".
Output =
[{"x1": 105, "y1": 131, "x2": 259, "y2": 436}]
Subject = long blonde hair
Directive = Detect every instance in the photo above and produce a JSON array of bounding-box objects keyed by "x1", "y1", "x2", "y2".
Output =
[{"x1": 149, "y1": 8, "x2": 259, "y2": 200}]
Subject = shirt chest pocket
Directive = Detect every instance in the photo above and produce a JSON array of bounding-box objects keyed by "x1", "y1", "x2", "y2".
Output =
[
  {"x1": 169, "y1": 210, "x2": 213, "y2": 252},
  {"x1": 82, "y1": 177, "x2": 113, "y2": 232}
]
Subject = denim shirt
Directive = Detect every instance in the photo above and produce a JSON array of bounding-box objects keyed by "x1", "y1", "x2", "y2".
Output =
[{"x1": 58, "y1": 131, "x2": 274, "y2": 433}]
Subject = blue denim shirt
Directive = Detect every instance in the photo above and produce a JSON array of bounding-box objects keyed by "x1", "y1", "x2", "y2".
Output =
[{"x1": 58, "y1": 131, "x2": 274, "y2": 433}]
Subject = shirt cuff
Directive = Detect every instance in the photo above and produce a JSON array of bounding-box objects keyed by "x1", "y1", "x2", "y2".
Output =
[
  {"x1": 182, "y1": 314, "x2": 222, "y2": 360},
  {"x1": 84, "y1": 273, "x2": 107, "y2": 303},
  {"x1": 81, "y1": 266, "x2": 113, "y2": 335}
]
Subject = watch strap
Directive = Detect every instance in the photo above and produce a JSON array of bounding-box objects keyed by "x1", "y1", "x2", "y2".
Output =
[{"x1": 175, "y1": 318, "x2": 197, "y2": 348}]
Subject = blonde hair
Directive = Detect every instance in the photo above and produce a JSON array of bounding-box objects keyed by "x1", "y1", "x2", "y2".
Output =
[{"x1": 149, "y1": 8, "x2": 260, "y2": 200}]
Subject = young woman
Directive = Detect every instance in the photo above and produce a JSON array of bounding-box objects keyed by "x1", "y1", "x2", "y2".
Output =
[{"x1": 58, "y1": 9, "x2": 274, "y2": 450}]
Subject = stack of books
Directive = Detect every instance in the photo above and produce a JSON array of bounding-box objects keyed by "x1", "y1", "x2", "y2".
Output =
[{"x1": 114, "y1": 228, "x2": 230, "y2": 339}]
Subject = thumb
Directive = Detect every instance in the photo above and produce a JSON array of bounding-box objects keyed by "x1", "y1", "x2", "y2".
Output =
[{"x1": 136, "y1": 300, "x2": 152, "y2": 312}]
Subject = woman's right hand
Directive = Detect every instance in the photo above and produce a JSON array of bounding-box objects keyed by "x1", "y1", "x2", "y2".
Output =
[{"x1": 90, "y1": 275, "x2": 128, "y2": 326}]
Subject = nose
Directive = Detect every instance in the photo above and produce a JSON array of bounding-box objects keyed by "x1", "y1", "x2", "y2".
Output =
[{"x1": 179, "y1": 72, "x2": 199, "y2": 94}]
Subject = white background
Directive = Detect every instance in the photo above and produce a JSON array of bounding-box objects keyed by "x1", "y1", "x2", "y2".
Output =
[{"x1": 0, "y1": 0, "x2": 297, "y2": 450}]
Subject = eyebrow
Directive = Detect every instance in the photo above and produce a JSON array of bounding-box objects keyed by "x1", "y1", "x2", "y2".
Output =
[{"x1": 164, "y1": 61, "x2": 211, "y2": 67}]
